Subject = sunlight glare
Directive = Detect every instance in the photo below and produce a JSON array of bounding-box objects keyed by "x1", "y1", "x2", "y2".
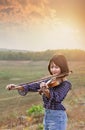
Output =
[{"x1": 46, "y1": 21, "x2": 81, "y2": 50}]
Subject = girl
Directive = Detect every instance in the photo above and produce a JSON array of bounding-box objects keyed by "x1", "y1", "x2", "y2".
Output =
[{"x1": 6, "y1": 54, "x2": 72, "y2": 130}]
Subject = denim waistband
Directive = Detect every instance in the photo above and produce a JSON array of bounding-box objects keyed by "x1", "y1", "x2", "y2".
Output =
[{"x1": 45, "y1": 109, "x2": 65, "y2": 113}]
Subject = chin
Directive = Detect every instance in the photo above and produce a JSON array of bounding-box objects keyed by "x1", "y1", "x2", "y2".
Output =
[{"x1": 52, "y1": 73, "x2": 59, "y2": 75}]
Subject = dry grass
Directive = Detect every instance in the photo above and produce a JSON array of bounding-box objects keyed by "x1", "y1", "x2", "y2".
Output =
[{"x1": 0, "y1": 61, "x2": 85, "y2": 130}]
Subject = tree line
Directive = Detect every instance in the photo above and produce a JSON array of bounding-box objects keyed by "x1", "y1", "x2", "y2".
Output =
[{"x1": 0, "y1": 49, "x2": 85, "y2": 61}]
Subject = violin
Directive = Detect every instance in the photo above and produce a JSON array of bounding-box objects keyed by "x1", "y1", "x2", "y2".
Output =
[
  {"x1": 6, "y1": 71, "x2": 72, "y2": 92},
  {"x1": 38, "y1": 71, "x2": 72, "y2": 95}
]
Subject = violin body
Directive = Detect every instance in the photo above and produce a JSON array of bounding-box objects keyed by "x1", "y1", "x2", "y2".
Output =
[{"x1": 38, "y1": 77, "x2": 64, "y2": 95}]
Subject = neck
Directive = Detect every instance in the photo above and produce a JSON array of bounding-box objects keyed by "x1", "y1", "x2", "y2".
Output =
[{"x1": 62, "y1": 77, "x2": 67, "y2": 81}]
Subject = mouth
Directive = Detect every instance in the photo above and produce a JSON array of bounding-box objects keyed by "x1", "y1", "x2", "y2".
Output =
[{"x1": 52, "y1": 72, "x2": 59, "y2": 75}]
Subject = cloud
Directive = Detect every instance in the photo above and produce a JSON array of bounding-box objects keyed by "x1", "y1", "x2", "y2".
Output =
[
  {"x1": 0, "y1": 0, "x2": 8, "y2": 6},
  {"x1": 0, "y1": 0, "x2": 84, "y2": 30},
  {"x1": 0, "y1": 0, "x2": 15, "y2": 6},
  {"x1": 0, "y1": 7, "x2": 14, "y2": 14}
]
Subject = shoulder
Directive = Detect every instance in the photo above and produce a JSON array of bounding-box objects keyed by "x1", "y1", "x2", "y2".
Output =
[{"x1": 62, "y1": 80, "x2": 72, "y2": 89}]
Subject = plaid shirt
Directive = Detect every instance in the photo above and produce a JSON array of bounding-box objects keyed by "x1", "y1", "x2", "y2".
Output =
[{"x1": 18, "y1": 80, "x2": 71, "y2": 110}]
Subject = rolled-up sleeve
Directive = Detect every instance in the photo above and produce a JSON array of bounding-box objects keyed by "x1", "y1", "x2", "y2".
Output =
[
  {"x1": 18, "y1": 82, "x2": 40, "y2": 96},
  {"x1": 49, "y1": 81, "x2": 72, "y2": 103}
]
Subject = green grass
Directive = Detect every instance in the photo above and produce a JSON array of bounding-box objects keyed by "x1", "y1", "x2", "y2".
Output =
[
  {"x1": 0, "y1": 61, "x2": 48, "y2": 122},
  {"x1": 0, "y1": 60, "x2": 85, "y2": 128},
  {"x1": 26, "y1": 105, "x2": 44, "y2": 117}
]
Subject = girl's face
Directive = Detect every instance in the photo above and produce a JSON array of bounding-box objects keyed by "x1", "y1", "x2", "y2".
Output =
[{"x1": 50, "y1": 62, "x2": 61, "y2": 75}]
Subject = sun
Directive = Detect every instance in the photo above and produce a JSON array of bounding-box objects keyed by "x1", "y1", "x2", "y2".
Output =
[{"x1": 45, "y1": 21, "x2": 82, "y2": 50}]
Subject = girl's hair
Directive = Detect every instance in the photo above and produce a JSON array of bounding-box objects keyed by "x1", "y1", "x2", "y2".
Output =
[{"x1": 48, "y1": 54, "x2": 69, "y2": 75}]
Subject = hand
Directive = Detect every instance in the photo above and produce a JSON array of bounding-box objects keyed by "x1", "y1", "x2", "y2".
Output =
[
  {"x1": 38, "y1": 82, "x2": 47, "y2": 95},
  {"x1": 6, "y1": 84, "x2": 17, "y2": 90},
  {"x1": 38, "y1": 82, "x2": 50, "y2": 98},
  {"x1": 40, "y1": 82, "x2": 48, "y2": 92}
]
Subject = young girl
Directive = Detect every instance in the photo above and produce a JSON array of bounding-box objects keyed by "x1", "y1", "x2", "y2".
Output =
[{"x1": 6, "y1": 54, "x2": 72, "y2": 130}]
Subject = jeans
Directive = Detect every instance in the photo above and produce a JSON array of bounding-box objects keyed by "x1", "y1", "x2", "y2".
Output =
[{"x1": 43, "y1": 109, "x2": 67, "y2": 130}]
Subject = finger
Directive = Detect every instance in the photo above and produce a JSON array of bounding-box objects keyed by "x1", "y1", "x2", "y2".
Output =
[
  {"x1": 6, "y1": 86, "x2": 11, "y2": 90},
  {"x1": 6, "y1": 85, "x2": 10, "y2": 89},
  {"x1": 40, "y1": 82, "x2": 46, "y2": 88},
  {"x1": 6, "y1": 84, "x2": 16, "y2": 90}
]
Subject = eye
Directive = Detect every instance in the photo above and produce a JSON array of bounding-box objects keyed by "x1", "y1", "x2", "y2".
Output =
[
  {"x1": 50, "y1": 66, "x2": 53, "y2": 69},
  {"x1": 50, "y1": 65, "x2": 59, "y2": 69},
  {"x1": 55, "y1": 66, "x2": 59, "y2": 69}
]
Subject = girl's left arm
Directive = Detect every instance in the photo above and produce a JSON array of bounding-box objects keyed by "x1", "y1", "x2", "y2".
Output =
[{"x1": 49, "y1": 81, "x2": 72, "y2": 102}]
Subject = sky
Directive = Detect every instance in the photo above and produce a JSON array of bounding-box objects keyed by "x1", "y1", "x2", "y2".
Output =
[{"x1": 0, "y1": 0, "x2": 85, "y2": 51}]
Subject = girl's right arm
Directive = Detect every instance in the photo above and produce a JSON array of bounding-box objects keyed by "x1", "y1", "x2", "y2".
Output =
[{"x1": 6, "y1": 82, "x2": 40, "y2": 96}]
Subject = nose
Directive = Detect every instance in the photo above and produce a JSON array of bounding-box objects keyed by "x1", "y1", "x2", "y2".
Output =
[{"x1": 51, "y1": 67, "x2": 57, "y2": 73}]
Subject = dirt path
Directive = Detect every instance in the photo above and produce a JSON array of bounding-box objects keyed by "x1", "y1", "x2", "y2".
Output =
[{"x1": 0, "y1": 95, "x2": 20, "y2": 101}]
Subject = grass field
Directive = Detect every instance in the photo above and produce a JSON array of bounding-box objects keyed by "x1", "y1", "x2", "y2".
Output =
[{"x1": 0, "y1": 60, "x2": 85, "y2": 130}]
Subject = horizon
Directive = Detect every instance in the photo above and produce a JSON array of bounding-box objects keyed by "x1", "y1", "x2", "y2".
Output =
[{"x1": 0, "y1": 47, "x2": 85, "y2": 52}]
